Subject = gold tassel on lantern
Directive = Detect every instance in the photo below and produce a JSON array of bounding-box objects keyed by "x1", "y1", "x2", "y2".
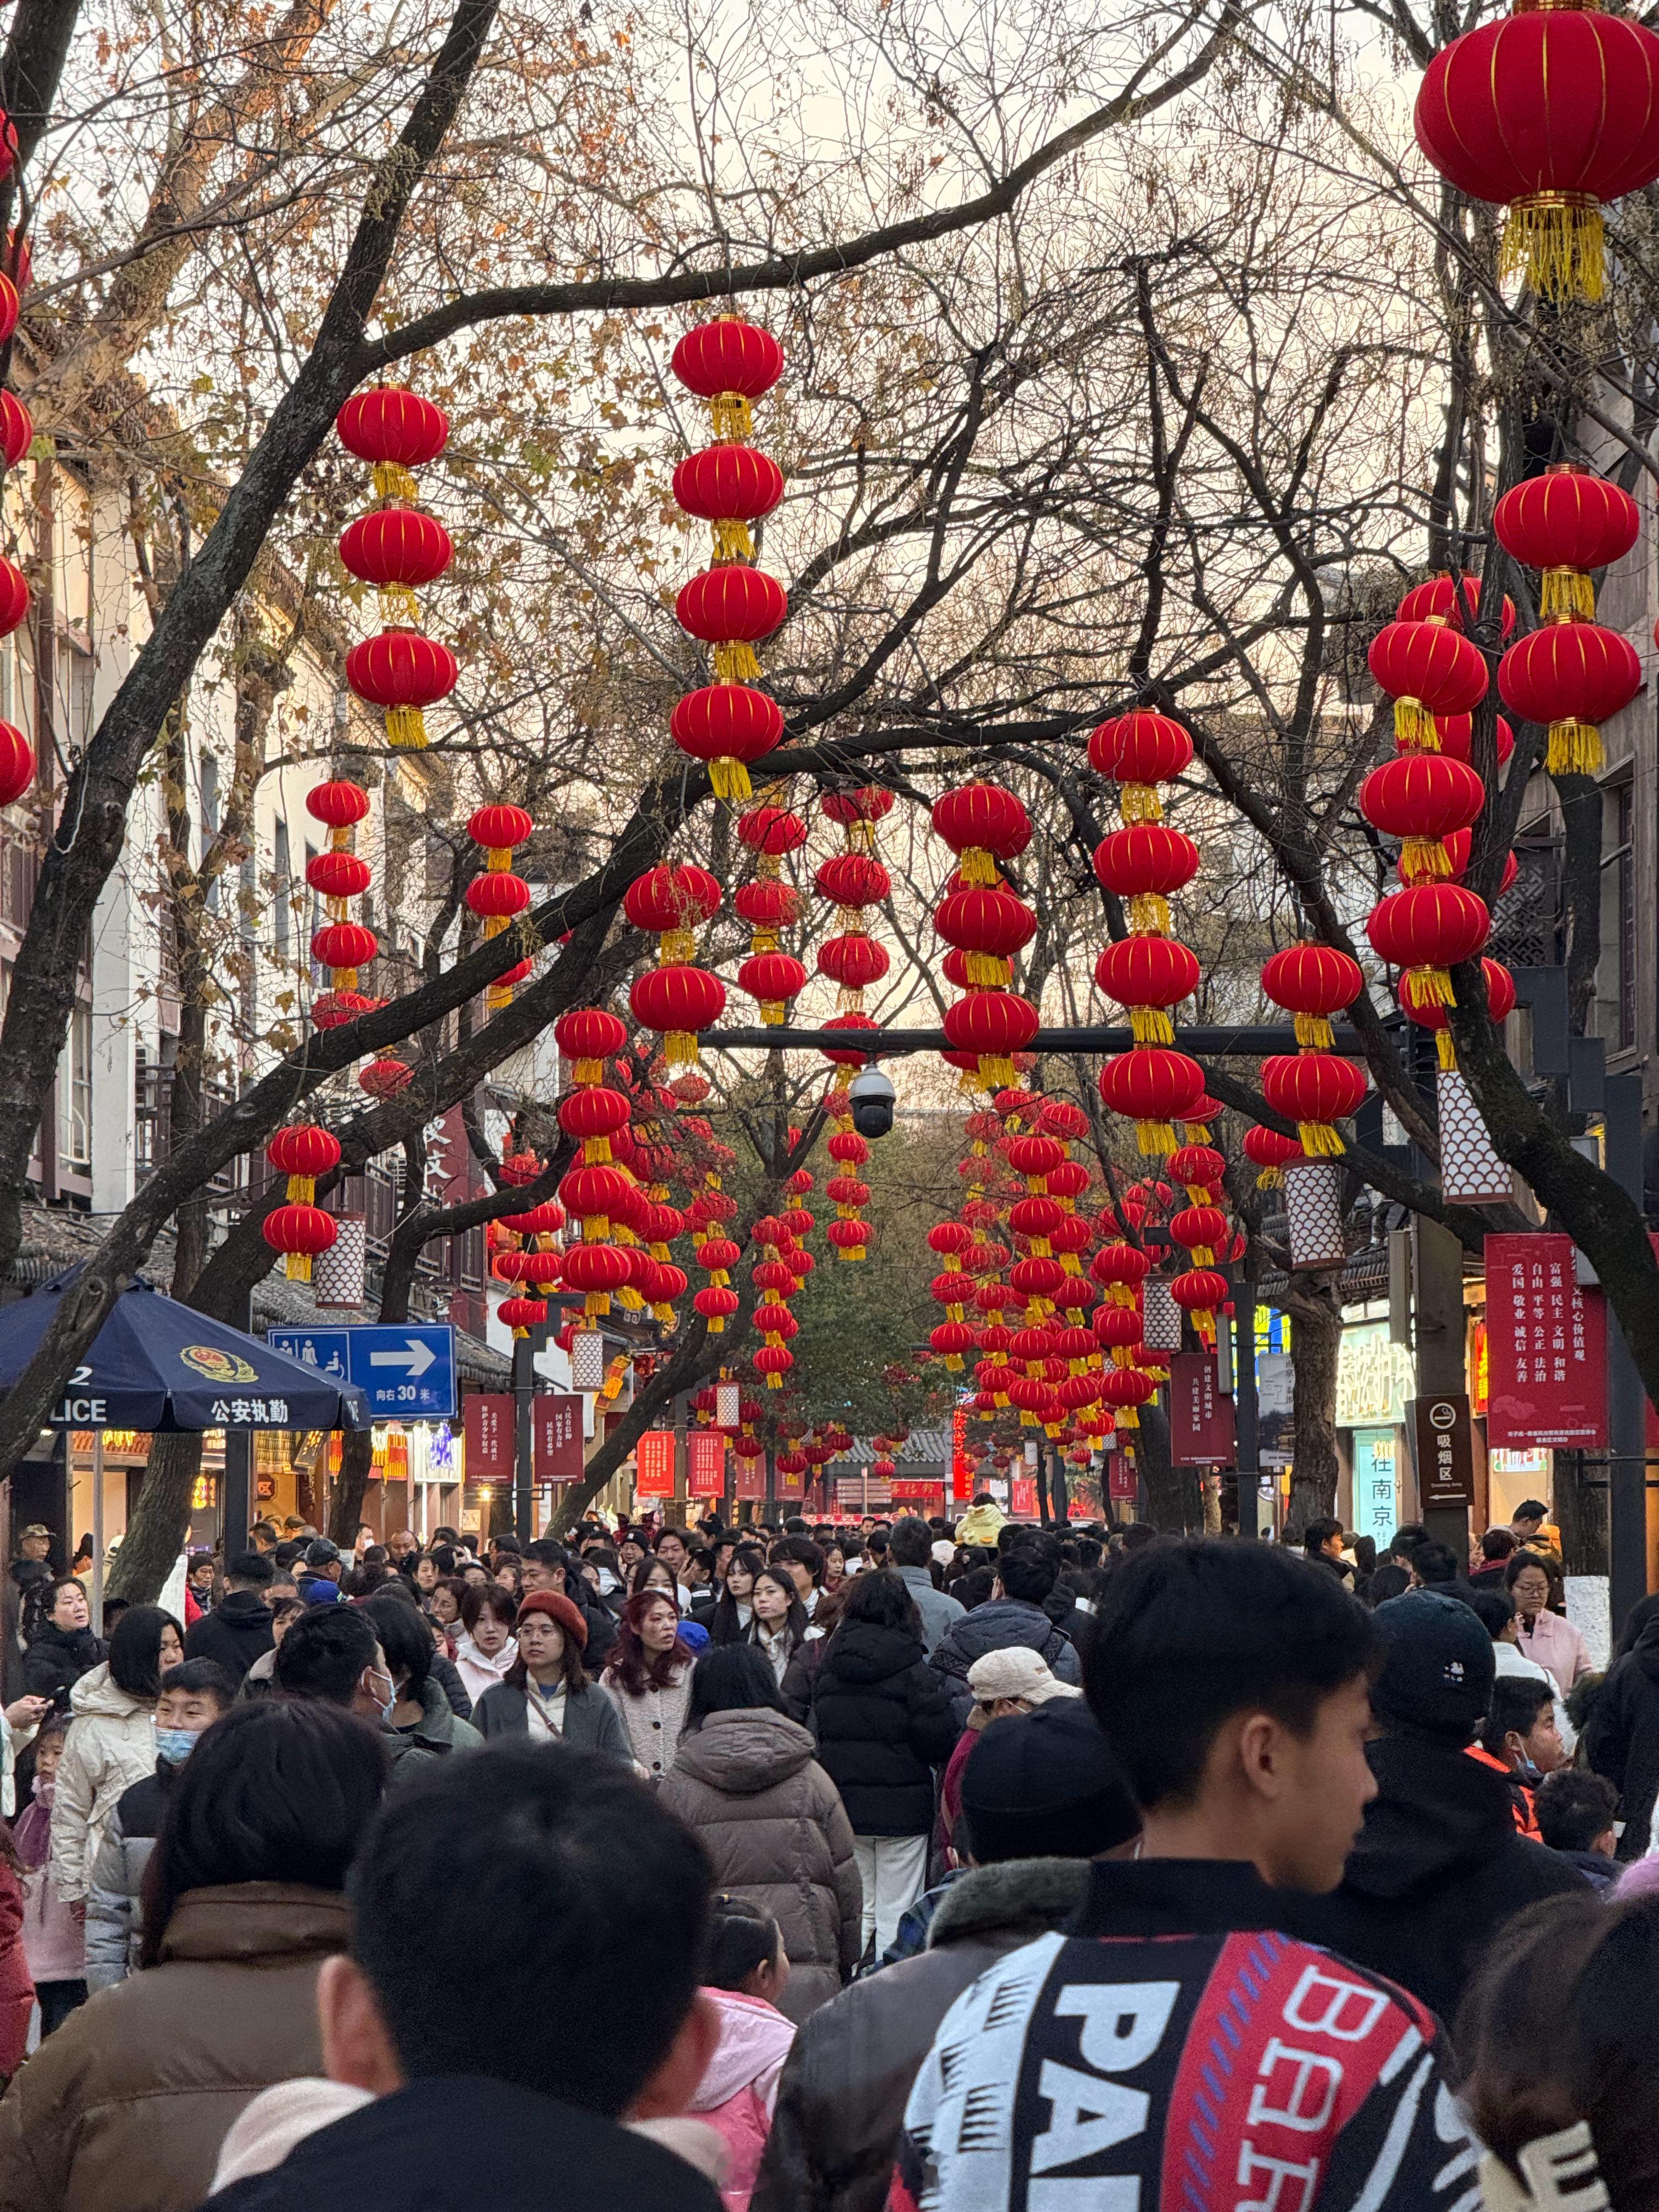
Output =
[
  {"x1": 1298, "y1": 1120, "x2": 1346, "y2": 1158},
  {"x1": 1400, "y1": 836, "x2": 1453, "y2": 884},
  {"x1": 379, "y1": 585, "x2": 421, "y2": 628},
  {"x1": 958, "y1": 847, "x2": 998, "y2": 887},
  {"x1": 1130, "y1": 1007, "x2": 1175, "y2": 1046},
  {"x1": 1255, "y1": 1163, "x2": 1284, "y2": 1189},
  {"x1": 712, "y1": 641, "x2": 761, "y2": 682},
  {"x1": 1392, "y1": 696, "x2": 1437, "y2": 750},
  {"x1": 1541, "y1": 565, "x2": 1595, "y2": 621},
  {"x1": 1546, "y1": 719, "x2": 1602, "y2": 775},
  {"x1": 285, "y1": 1254, "x2": 312, "y2": 1283},
  {"x1": 664, "y1": 1029, "x2": 700, "y2": 1065},
  {"x1": 1127, "y1": 892, "x2": 1171, "y2": 934},
  {"x1": 712, "y1": 519, "x2": 755, "y2": 561},
  {"x1": 1135, "y1": 1118, "x2": 1177, "y2": 1156},
  {"x1": 1119, "y1": 782, "x2": 1163, "y2": 826},
  {"x1": 1293, "y1": 1013, "x2": 1334, "y2": 1049},
  {"x1": 371, "y1": 461, "x2": 420, "y2": 501},
  {"x1": 1501, "y1": 194, "x2": 1604, "y2": 308},
  {"x1": 1436, "y1": 1030, "x2": 1459, "y2": 1073},
  {"x1": 385, "y1": 705, "x2": 427, "y2": 751},
  {"x1": 964, "y1": 952, "x2": 1011, "y2": 987},
  {"x1": 709, "y1": 391, "x2": 753, "y2": 440},
  {"x1": 1407, "y1": 962, "x2": 1456, "y2": 1009},
  {"x1": 710, "y1": 757, "x2": 752, "y2": 802}
]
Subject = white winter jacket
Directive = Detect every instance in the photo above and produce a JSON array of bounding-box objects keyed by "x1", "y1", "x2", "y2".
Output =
[{"x1": 47, "y1": 1664, "x2": 155, "y2": 1904}]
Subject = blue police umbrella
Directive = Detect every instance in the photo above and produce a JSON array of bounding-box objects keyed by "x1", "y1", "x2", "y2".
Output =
[{"x1": 0, "y1": 1270, "x2": 371, "y2": 1431}]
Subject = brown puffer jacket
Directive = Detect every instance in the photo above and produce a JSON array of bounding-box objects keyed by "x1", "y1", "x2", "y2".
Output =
[
  {"x1": 0, "y1": 1881, "x2": 348, "y2": 2212},
  {"x1": 659, "y1": 1707, "x2": 860, "y2": 2022},
  {"x1": 751, "y1": 1856, "x2": 1088, "y2": 2212}
]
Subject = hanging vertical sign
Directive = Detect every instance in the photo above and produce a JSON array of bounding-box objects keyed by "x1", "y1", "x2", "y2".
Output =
[
  {"x1": 1485, "y1": 1233, "x2": 1608, "y2": 1449},
  {"x1": 951, "y1": 1404, "x2": 973, "y2": 1500},
  {"x1": 734, "y1": 1453, "x2": 766, "y2": 1500},
  {"x1": 687, "y1": 1431, "x2": 725, "y2": 1497},
  {"x1": 532, "y1": 1395, "x2": 584, "y2": 1483},
  {"x1": 1009, "y1": 1476, "x2": 1037, "y2": 1518},
  {"x1": 1108, "y1": 1452, "x2": 1138, "y2": 1501},
  {"x1": 1168, "y1": 1352, "x2": 1236, "y2": 1466},
  {"x1": 462, "y1": 1394, "x2": 514, "y2": 1483},
  {"x1": 634, "y1": 1430, "x2": 676, "y2": 1497}
]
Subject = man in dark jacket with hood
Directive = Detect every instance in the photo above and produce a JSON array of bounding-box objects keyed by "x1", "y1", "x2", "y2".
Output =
[
  {"x1": 182, "y1": 1553, "x2": 276, "y2": 1684},
  {"x1": 753, "y1": 1697, "x2": 1139, "y2": 2212},
  {"x1": 927, "y1": 1537, "x2": 1080, "y2": 1723},
  {"x1": 1583, "y1": 1609, "x2": 1659, "y2": 1857},
  {"x1": 1300, "y1": 1588, "x2": 1581, "y2": 2027}
]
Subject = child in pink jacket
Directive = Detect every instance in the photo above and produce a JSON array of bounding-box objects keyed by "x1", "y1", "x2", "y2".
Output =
[{"x1": 686, "y1": 1898, "x2": 797, "y2": 2212}]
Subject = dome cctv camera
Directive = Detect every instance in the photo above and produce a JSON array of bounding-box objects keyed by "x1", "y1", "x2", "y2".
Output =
[{"x1": 849, "y1": 1067, "x2": 896, "y2": 1139}]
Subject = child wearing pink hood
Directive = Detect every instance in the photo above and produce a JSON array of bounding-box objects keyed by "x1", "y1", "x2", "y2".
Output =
[{"x1": 686, "y1": 1897, "x2": 797, "y2": 2212}]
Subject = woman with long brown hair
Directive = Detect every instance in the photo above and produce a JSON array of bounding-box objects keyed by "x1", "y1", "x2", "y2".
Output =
[{"x1": 600, "y1": 1591, "x2": 695, "y2": 1785}]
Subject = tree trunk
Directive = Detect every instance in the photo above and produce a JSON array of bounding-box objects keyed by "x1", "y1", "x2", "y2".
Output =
[
  {"x1": 1137, "y1": 1401, "x2": 1201, "y2": 1531},
  {"x1": 1554, "y1": 1452, "x2": 1607, "y2": 1579},
  {"x1": 327, "y1": 1428, "x2": 374, "y2": 1547},
  {"x1": 1282, "y1": 1275, "x2": 1342, "y2": 1543},
  {"x1": 108, "y1": 1431, "x2": 201, "y2": 1603}
]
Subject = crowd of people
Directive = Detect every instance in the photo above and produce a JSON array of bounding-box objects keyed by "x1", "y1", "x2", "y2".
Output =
[{"x1": 0, "y1": 1493, "x2": 1652, "y2": 2209}]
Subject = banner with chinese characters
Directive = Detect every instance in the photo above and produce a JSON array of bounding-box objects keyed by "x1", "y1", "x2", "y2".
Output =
[
  {"x1": 687, "y1": 1431, "x2": 725, "y2": 1497},
  {"x1": 1009, "y1": 1477, "x2": 1037, "y2": 1517},
  {"x1": 532, "y1": 1395, "x2": 584, "y2": 1483},
  {"x1": 634, "y1": 1429, "x2": 676, "y2": 1497},
  {"x1": 1108, "y1": 1453, "x2": 1138, "y2": 1501},
  {"x1": 734, "y1": 1452, "x2": 766, "y2": 1500},
  {"x1": 1484, "y1": 1233, "x2": 1607, "y2": 1449},
  {"x1": 462, "y1": 1394, "x2": 514, "y2": 1483},
  {"x1": 951, "y1": 1405, "x2": 973, "y2": 1500},
  {"x1": 1169, "y1": 1352, "x2": 1236, "y2": 1466}
]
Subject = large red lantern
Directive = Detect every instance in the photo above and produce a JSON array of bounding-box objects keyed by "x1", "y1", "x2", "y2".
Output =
[
  {"x1": 561, "y1": 1239, "x2": 632, "y2": 1317},
  {"x1": 305, "y1": 780, "x2": 370, "y2": 837},
  {"x1": 1244, "y1": 1125, "x2": 1304, "y2": 1188},
  {"x1": 335, "y1": 388, "x2": 449, "y2": 491},
  {"x1": 345, "y1": 630, "x2": 459, "y2": 750},
  {"x1": 465, "y1": 871, "x2": 530, "y2": 924},
  {"x1": 738, "y1": 950, "x2": 807, "y2": 1023},
  {"x1": 1396, "y1": 574, "x2": 1515, "y2": 639},
  {"x1": 672, "y1": 319, "x2": 784, "y2": 438},
  {"x1": 0, "y1": 719, "x2": 32, "y2": 807},
  {"x1": 1097, "y1": 1047, "x2": 1204, "y2": 1155},
  {"x1": 818, "y1": 933, "x2": 890, "y2": 995},
  {"x1": 0, "y1": 390, "x2": 31, "y2": 473},
  {"x1": 817, "y1": 851, "x2": 890, "y2": 910},
  {"x1": 1435, "y1": 712, "x2": 1515, "y2": 769},
  {"x1": 675, "y1": 566, "x2": 788, "y2": 681},
  {"x1": 624, "y1": 863, "x2": 723, "y2": 958},
  {"x1": 1260, "y1": 943, "x2": 1364, "y2": 1050},
  {"x1": 1094, "y1": 936, "x2": 1201, "y2": 1043},
  {"x1": 1493, "y1": 466, "x2": 1640, "y2": 620},
  {"x1": 359, "y1": 1057, "x2": 415, "y2": 1100},
  {"x1": 1367, "y1": 882, "x2": 1489, "y2": 1007},
  {"x1": 738, "y1": 804, "x2": 808, "y2": 869},
  {"x1": 338, "y1": 508, "x2": 453, "y2": 603},
  {"x1": 1357, "y1": 753, "x2": 1485, "y2": 883},
  {"x1": 554, "y1": 1006, "x2": 626, "y2": 1081},
  {"x1": 935, "y1": 886, "x2": 1037, "y2": 982},
  {"x1": 629, "y1": 962, "x2": 726, "y2": 1065},
  {"x1": 1092, "y1": 824, "x2": 1201, "y2": 933},
  {"x1": 262, "y1": 1201, "x2": 337, "y2": 1282},
  {"x1": 668, "y1": 684, "x2": 785, "y2": 799},
  {"x1": 311, "y1": 920, "x2": 377, "y2": 978},
  {"x1": 672, "y1": 446, "x2": 785, "y2": 560},
  {"x1": 941, "y1": 991, "x2": 1040, "y2": 1088},
  {"x1": 1499, "y1": 620, "x2": 1641, "y2": 775},
  {"x1": 306, "y1": 850, "x2": 373, "y2": 900},
  {"x1": 1367, "y1": 620, "x2": 1487, "y2": 750},
  {"x1": 820, "y1": 1012, "x2": 881, "y2": 1066},
  {"x1": 1260, "y1": 1054, "x2": 1367, "y2": 1156},
  {"x1": 1087, "y1": 712, "x2": 1194, "y2": 822},
  {"x1": 1414, "y1": 8, "x2": 1659, "y2": 304},
  {"x1": 735, "y1": 878, "x2": 800, "y2": 947},
  {"x1": 931, "y1": 783, "x2": 1032, "y2": 884}
]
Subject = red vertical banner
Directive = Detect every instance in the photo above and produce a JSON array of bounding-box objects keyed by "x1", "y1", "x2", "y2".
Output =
[
  {"x1": 687, "y1": 1431, "x2": 725, "y2": 1497},
  {"x1": 532, "y1": 1395, "x2": 585, "y2": 1483},
  {"x1": 951, "y1": 1406, "x2": 973, "y2": 1500},
  {"x1": 1485, "y1": 1233, "x2": 1607, "y2": 1448},
  {"x1": 462, "y1": 1393, "x2": 514, "y2": 1483},
  {"x1": 1108, "y1": 1452, "x2": 1138, "y2": 1501},
  {"x1": 776, "y1": 1458, "x2": 804, "y2": 1499},
  {"x1": 634, "y1": 1429, "x2": 676, "y2": 1497},
  {"x1": 1009, "y1": 1477, "x2": 1037, "y2": 1518},
  {"x1": 1168, "y1": 1353, "x2": 1236, "y2": 1466},
  {"x1": 734, "y1": 1453, "x2": 766, "y2": 1500}
]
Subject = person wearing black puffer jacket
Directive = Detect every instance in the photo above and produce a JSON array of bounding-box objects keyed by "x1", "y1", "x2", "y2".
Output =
[
  {"x1": 807, "y1": 1570, "x2": 958, "y2": 1959},
  {"x1": 926, "y1": 1537, "x2": 1081, "y2": 1728},
  {"x1": 22, "y1": 1579, "x2": 106, "y2": 1707},
  {"x1": 181, "y1": 1551, "x2": 276, "y2": 1685}
]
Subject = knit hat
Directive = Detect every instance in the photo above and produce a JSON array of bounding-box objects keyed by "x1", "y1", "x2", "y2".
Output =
[
  {"x1": 1369, "y1": 1589, "x2": 1494, "y2": 1740},
  {"x1": 679, "y1": 1620, "x2": 711, "y2": 1653},
  {"x1": 966, "y1": 1646, "x2": 1082, "y2": 1708},
  {"x1": 960, "y1": 1701, "x2": 1139, "y2": 1861},
  {"x1": 932, "y1": 1540, "x2": 958, "y2": 1567},
  {"x1": 515, "y1": 1589, "x2": 588, "y2": 1649}
]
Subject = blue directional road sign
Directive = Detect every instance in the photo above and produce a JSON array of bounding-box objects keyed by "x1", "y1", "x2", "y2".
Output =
[{"x1": 267, "y1": 1323, "x2": 457, "y2": 1420}]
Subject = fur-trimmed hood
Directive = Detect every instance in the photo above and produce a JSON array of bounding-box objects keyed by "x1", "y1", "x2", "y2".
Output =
[{"x1": 925, "y1": 1855, "x2": 1088, "y2": 1949}]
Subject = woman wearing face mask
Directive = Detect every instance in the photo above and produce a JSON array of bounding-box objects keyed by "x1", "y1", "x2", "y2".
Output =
[
  {"x1": 452, "y1": 1582, "x2": 518, "y2": 1706},
  {"x1": 15, "y1": 1723, "x2": 83, "y2": 2034},
  {"x1": 49, "y1": 1604, "x2": 184, "y2": 1915},
  {"x1": 745, "y1": 1567, "x2": 810, "y2": 1688},
  {"x1": 471, "y1": 1592, "x2": 630, "y2": 1758},
  {"x1": 710, "y1": 1547, "x2": 764, "y2": 1647},
  {"x1": 84, "y1": 1660, "x2": 238, "y2": 1991}
]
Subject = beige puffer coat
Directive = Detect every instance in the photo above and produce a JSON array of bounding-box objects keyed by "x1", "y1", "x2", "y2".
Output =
[
  {"x1": 659, "y1": 1707, "x2": 861, "y2": 2022},
  {"x1": 48, "y1": 1667, "x2": 155, "y2": 1906},
  {"x1": 600, "y1": 1665, "x2": 693, "y2": 1784}
]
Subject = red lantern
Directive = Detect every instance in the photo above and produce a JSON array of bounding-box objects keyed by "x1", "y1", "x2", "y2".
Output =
[
  {"x1": 1097, "y1": 1048, "x2": 1204, "y2": 1155},
  {"x1": 336, "y1": 387, "x2": 449, "y2": 477},
  {"x1": 468, "y1": 803, "x2": 534, "y2": 855},
  {"x1": 935, "y1": 887, "x2": 1036, "y2": 986},
  {"x1": 738, "y1": 950, "x2": 807, "y2": 1023},
  {"x1": 1435, "y1": 712, "x2": 1515, "y2": 769},
  {"x1": 1094, "y1": 937, "x2": 1201, "y2": 1043},
  {"x1": 930, "y1": 1320, "x2": 975, "y2": 1370},
  {"x1": 1367, "y1": 620, "x2": 1487, "y2": 749},
  {"x1": 311, "y1": 921, "x2": 377, "y2": 975},
  {"x1": 672, "y1": 320, "x2": 784, "y2": 438},
  {"x1": 558, "y1": 1085, "x2": 631, "y2": 1152},
  {"x1": 1396, "y1": 574, "x2": 1515, "y2": 639},
  {"x1": 266, "y1": 1124, "x2": 342, "y2": 1181},
  {"x1": 629, "y1": 963, "x2": 726, "y2": 1064},
  {"x1": 930, "y1": 783, "x2": 1032, "y2": 884},
  {"x1": 816, "y1": 852, "x2": 890, "y2": 909},
  {"x1": 668, "y1": 683, "x2": 785, "y2": 799},
  {"x1": 826, "y1": 1216, "x2": 871, "y2": 1261},
  {"x1": 0, "y1": 274, "x2": 16, "y2": 349},
  {"x1": 694, "y1": 1284, "x2": 740, "y2": 1332},
  {"x1": 735, "y1": 878, "x2": 800, "y2": 945},
  {"x1": 306, "y1": 780, "x2": 370, "y2": 833},
  {"x1": 754, "y1": 1344, "x2": 794, "y2": 1389},
  {"x1": 0, "y1": 556, "x2": 29, "y2": 640},
  {"x1": 1367, "y1": 883, "x2": 1489, "y2": 1007},
  {"x1": 672, "y1": 446, "x2": 785, "y2": 559},
  {"x1": 820, "y1": 1012, "x2": 881, "y2": 1066},
  {"x1": 1260, "y1": 943, "x2": 1364, "y2": 1050},
  {"x1": 1243, "y1": 1124, "x2": 1304, "y2": 1188},
  {"x1": 1087, "y1": 712, "x2": 1194, "y2": 822},
  {"x1": 305, "y1": 850, "x2": 372, "y2": 900},
  {"x1": 675, "y1": 567, "x2": 787, "y2": 682},
  {"x1": 1493, "y1": 467, "x2": 1640, "y2": 620},
  {"x1": 821, "y1": 786, "x2": 896, "y2": 828},
  {"x1": 1357, "y1": 754, "x2": 1485, "y2": 883},
  {"x1": 940, "y1": 991, "x2": 1040, "y2": 1087},
  {"x1": 1260, "y1": 1055, "x2": 1366, "y2": 1156},
  {"x1": 0, "y1": 390, "x2": 31, "y2": 471},
  {"x1": 561, "y1": 1240, "x2": 632, "y2": 1316},
  {"x1": 1100, "y1": 1365, "x2": 1156, "y2": 1426},
  {"x1": 1415, "y1": 8, "x2": 1659, "y2": 303},
  {"x1": 358, "y1": 1057, "x2": 414, "y2": 1099},
  {"x1": 1092, "y1": 824, "x2": 1201, "y2": 933},
  {"x1": 1170, "y1": 1206, "x2": 1228, "y2": 1260},
  {"x1": 1499, "y1": 620, "x2": 1641, "y2": 775},
  {"x1": 738, "y1": 804, "x2": 808, "y2": 863},
  {"x1": 338, "y1": 508, "x2": 452, "y2": 591},
  {"x1": 0, "y1": 719, "x2": 32, "y2": 806},
  {"x1": 345, "y1": 630, "x2": 459, "y2": 749},
  {"x1": 817, "y1": 933, "x2": 890, "y2": 994},
  {"x1": 465, "y1": 871, "x2": 530, "y2": 922},
  {"x1": 262, "y1": 1202, "x2": 337, "y2": 1283},
  {"x1": 554, "y1": 1006, "x2": 626, "y2": 1081},
  {"x1": 624, "y1": 863, "x2": 722, "y2": 956},
  {"x1": 312, "y1": 989, "x2": 376, "y2": 1030}
]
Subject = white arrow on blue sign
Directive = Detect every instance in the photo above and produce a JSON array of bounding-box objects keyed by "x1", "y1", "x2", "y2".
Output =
[{"x1": 268, "y1": 1324, "x2": 458, "y2": 1419}]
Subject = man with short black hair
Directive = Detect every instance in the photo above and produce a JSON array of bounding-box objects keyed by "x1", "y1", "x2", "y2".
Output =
[
  {"x1": 183, "y1": 1551, "x2": 277, "y2": 1683},
  {"x1": 1301, "y1": 1515, "x2": 1350, "y2": 1583},
  {"x1": 274, "y1": 1605, "x2": 393, "y2": 1725},
  {"x1": 1511, "y1": 1498, "x2": 1549, "y2": 1544},
  {"x1": 888, "y1": 1518, "x2": 964, "y2": 1655},
  {"x1": 928, "y1": 1537, "x2": 1081, "y2": 1722},
  {"x1": 769, "y1": 1535, "x2": 826, "y2": 1617},
  {"x1": 1408, "y1": 1538, "x2": 1460, "y2": 1587},
  {"x1": 207, "y1": 1743, "x2": 721, "y2": 2210},
  {"x1": 895, "y1": 1541, "x2": 1472, "y2": 2212},
  {"x1": 1535, "y1": 1768, "x2": 1621, "y2": 1889},
  {"x1": 653, "y1": 1526, "x2": 694, "y2": 1609}
]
